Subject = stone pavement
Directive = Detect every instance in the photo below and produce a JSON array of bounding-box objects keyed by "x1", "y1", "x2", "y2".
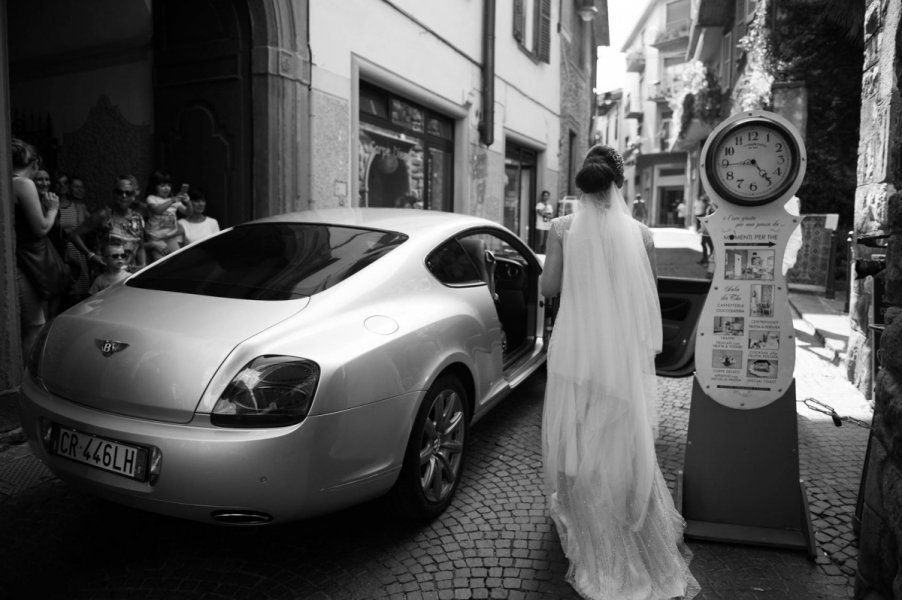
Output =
[
  {"x1": 788, "y1": 291, "x2": 852, "y2": 365},
  {"x1": 0, "y1": 289, "x2": 874, "y2": 599}
]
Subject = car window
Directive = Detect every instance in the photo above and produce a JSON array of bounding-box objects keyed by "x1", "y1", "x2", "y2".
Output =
[
  {"x1": 128, "y1": 223, "x2": 408, "y2": 300},
  {"x1": 427, "y1": 230, "x2": 533, "y2": 289},
  {"x1": 471, "y1": 233, "x2": 528, "y2": 267},
  {"x1": 426, "y1": 239, "x2": 484, "y2": 285}
]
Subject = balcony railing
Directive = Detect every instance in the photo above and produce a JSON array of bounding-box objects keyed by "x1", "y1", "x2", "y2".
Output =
[
  {"x1": 647, "y1": 82, "x2": 672, "y2": 104},
  {"x1": 626, "y1": 51, "x2": 645, "y2": 73},
  {"x1": 651, "y1": 18, "x2": 691, "y2": 49},
  {"x1": 624, "y1": 102, "x2": 645, "y2": 121}
]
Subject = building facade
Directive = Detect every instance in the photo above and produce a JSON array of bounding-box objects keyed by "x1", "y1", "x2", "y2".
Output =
[
  {"x1": 617, "y1": 0, "x2": 693, "y2": 227},
  {"x1": 1, "y1": 1, "x2": 608, "y2": 395}
]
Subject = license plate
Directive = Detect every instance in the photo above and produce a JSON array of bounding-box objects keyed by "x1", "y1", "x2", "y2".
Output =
[{"x1": 50, "y1": 424, "x2": 149, "y2": 482}]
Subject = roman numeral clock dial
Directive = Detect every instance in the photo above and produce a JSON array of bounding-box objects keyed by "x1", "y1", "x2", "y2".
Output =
[{"x1": 703, "y1": 114, "x2": 804, "y2": 207}]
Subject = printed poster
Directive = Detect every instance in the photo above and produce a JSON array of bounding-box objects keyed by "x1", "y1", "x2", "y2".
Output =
[{"x1": 694, "y1": 204, "x2": 798, "y2": 410}]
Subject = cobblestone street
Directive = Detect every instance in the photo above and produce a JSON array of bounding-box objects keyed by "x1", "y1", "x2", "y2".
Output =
[{"x1": 0, "y1": 309, "x2": 871, "y2": 599}]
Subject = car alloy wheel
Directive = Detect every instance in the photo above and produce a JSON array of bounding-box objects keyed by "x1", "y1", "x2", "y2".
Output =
[
  {"x1": 391, "y1": 374, "x2": 469, "y2": 520},
  {"x1": 418, "y1": 385, "x2": 466, "y2": 503}
]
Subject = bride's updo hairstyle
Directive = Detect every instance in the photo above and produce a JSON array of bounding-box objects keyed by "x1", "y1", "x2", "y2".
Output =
[{"x1": 575, "y1": 144, "x2": 625, "y2": 194}]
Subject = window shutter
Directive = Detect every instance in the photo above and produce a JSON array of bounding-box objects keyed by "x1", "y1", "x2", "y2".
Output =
[
  {"x1": 513, "y1": 0, "x2": 524, "y2": 43},
  {"x1": 538, "y1": 0, "x2": 552, "y2": 63}
]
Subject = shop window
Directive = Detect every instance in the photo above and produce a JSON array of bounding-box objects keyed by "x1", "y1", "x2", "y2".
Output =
[
  {"x1": 746, "y1": 0, "x2": 758, "y2": 21},
  {"x1": 666, "y1": 0, "x2": 690, "y2": 27},
  {"x1": 662, "y1": 55, "x2": 686, "y2": 92},
  {"x1": 390, "y1": 99, "x2": 424, "y2": 133},
  {"x1": 570, "y1": 0, "x2": 587, "y2": 70},
  {"x1": 513, "y1": 0, "x2": 551, "y2": 63},
  {"x1": 720, "y1": 31, "x2": 733, "y2": 89},
  {"x1": 358, "y1": 81, "x2": 454, "y2": 211},
  {"x1": 360, "y1": 85, "x2": 388, "y2": 120}
]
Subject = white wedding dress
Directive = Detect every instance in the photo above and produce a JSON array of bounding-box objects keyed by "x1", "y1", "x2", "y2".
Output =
[{"x1": 542, "y1": 190, "x2": 699, "y2": 600}]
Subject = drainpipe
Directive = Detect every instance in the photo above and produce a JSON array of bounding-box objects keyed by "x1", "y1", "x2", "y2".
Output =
[{"x1": 479, "y1": 0, "x2": 495, "y2": 146}]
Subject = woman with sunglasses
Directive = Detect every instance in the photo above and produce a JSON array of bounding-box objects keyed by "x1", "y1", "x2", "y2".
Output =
[{"x1": 69, "y1": 175, "x2": 147, "y2": 277}]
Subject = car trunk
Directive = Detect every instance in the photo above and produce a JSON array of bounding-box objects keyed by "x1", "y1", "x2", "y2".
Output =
[{"x1": 38, "y1": 286, "x2": 307, "y2": 423}]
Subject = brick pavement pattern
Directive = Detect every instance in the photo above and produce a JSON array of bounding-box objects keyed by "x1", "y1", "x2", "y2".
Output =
[{"x1": 0, "y1": 328, "x2": 870, "y2": 599}]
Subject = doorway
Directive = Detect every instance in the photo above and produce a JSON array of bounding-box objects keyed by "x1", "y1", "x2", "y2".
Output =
[
  {"x1": 658, "y1": 186, "x2": 684, "y2": 227},
  {"x1": 504, "y1": 143, "x2": 537, "y2": 244},
  {"x1": 152, "y1": 1, "x2": 253, "y2": 228}
]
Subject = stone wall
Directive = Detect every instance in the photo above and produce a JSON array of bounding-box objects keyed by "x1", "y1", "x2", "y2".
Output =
[
  {"x1": 854, "y1": 0, "x2": 902, "y2": 598},
  {"x1": 786, "y1": 214, "x2": 839, "y2": 293}
]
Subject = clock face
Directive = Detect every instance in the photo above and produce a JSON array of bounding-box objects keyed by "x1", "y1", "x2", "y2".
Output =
[{"x1": 706, "y1": 119, "x2": 800, "y2": 206}]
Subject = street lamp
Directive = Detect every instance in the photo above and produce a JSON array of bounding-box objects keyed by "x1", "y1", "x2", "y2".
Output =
[{"x1": 578, "y1": 0, "x2": 597, "y2": 22}]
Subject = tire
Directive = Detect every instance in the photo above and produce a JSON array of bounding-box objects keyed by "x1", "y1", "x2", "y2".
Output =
[{"x1": 390, "y1": 374, "x2": 469, "y2": 520}]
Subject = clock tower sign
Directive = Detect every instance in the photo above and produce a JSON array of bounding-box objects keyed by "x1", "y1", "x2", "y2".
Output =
[{"x1": 680, "y1": 110, "x2": 816, "y2": 557}]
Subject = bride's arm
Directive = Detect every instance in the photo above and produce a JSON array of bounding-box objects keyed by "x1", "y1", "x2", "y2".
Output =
[{"x1": 540, "y1": 225, "x2": 563, "y2": 298}]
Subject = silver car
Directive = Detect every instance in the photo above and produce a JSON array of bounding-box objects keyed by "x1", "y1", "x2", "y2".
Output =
[{"x1": 18, "y1": 208, "x2": 549, "y2": 524}]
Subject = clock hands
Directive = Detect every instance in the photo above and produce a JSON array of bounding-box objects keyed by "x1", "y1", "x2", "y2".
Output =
[
  {"x1": 749, "y1": 159, "x2": 773, "y2": 185},
  {"x1": 722, "y1": 158, "x2": 774, "y2": 184}
]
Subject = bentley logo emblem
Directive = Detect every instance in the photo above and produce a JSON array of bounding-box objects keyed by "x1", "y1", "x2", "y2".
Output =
[{"x1": 95, "y1": 339, "x2": 130, "y2": 357}]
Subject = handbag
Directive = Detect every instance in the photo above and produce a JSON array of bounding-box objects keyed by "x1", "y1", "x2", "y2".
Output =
[{"x1": 16, "y1": 236, "x2": 73, "y2": 299}]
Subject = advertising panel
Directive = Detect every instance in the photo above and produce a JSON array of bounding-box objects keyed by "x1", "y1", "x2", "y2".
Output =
[{"x1": 694, "y1": 207, "x2": 799, "y2": 409}]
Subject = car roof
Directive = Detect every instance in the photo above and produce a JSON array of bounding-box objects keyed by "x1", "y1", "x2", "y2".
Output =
[{"x1": 248, "y1": 208, "x2": 500, "y2": 240}]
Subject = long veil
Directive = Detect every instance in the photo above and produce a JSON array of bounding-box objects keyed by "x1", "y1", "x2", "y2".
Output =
[
  {"x1": 542, "y1": 184, "x2": 698, "y2": 599},
  {"x1": 544, "y1": 184, "x2": 662, "y2": 530}
]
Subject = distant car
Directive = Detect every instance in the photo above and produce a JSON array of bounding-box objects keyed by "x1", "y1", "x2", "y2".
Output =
[
  {"x1": 18, "y1": 208, "x2": 549, "y2": 525},
  {"x1": 557, "y1": 195, "x2": 578, "y2": 217}
]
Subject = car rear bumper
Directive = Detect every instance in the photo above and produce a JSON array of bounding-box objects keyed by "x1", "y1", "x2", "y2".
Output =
[{"x1": 17, "y1": 375, "x2": 419, "y2": 524}]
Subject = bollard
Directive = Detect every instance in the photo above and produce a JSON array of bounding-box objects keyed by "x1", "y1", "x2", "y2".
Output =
[{"x1": 825, "y1": 228, "x2": 838, "y2": 299}]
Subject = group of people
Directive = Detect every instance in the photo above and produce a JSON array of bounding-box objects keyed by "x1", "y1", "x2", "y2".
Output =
[{"x1": 11, "y1": 137, "x2": 220, "y2": 356}]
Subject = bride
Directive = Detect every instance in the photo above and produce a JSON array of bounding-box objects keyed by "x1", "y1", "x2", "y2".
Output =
[{"x1": 540, "y1": 145, "x2": 699, "y2": 599}]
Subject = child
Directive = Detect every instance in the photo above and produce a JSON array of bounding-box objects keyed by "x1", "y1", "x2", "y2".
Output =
[
  {"x1": 144, "y1": 170, "x2": 191, "y2": 262},
  {"x1": 89, "y1": 242, "x2": 131, "y2": 294},
  {"x1": 178, "y1": 188, "x2": 221, "y2": 245}
]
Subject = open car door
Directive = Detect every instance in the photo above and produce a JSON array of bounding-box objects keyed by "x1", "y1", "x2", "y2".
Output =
[
  {"x1": 538, "y1": 227, "x2": 710, "y2": 378},
  {"x1": 655, "y1": 276, "x2": 711, "y2": 377}
]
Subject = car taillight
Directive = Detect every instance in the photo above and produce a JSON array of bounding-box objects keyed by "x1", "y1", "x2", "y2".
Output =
[
  {"x1": 211, "y1": 356, "x2": 319, "y2": 428},
  {"x1": 26, "y1": 320, "x2": 54, "y2": 381}
]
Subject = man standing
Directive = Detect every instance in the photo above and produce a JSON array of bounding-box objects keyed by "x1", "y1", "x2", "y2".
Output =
[
  {"x1": 693, "y1": 194, "x2": 707, "y2": 231},
  {"x1": 631, "y1": 193, "x2": 648, "y2": 224},
  {"x1": 534, "y1": 190, "x2": 553, "y2": 253},
  {"x1": 698, "y1": 197, "x2": 715, "y2": 268},
  {"x1": 676, "y1": 199, "x2": 687, "y2": 227}
]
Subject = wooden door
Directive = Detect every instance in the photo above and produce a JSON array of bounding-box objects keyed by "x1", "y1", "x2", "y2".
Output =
[{"x1": 153, "y1": 0, "x2": 252, "y2": 228}]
